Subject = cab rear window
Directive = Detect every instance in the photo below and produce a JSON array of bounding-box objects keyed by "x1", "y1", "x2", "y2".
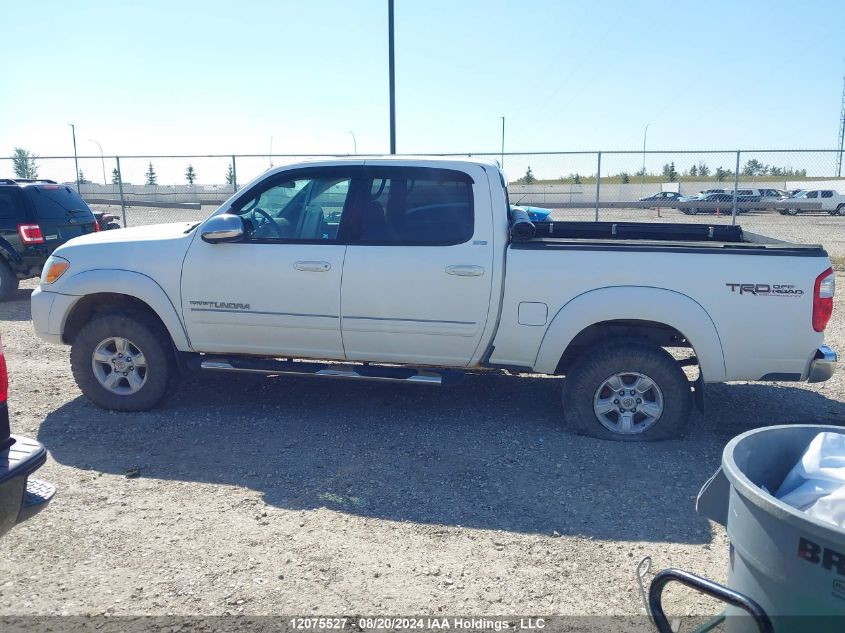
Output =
[{"x1": 25, "y1": 185, "x2": 93, "y2": 219}]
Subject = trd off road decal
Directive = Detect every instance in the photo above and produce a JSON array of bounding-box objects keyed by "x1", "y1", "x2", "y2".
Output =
[
  {"x1": 726, "y1": 283, "x2": 804, "y2": 297},
  {"x1": 189, "y1": 300, "x2": 252, "y2": 311}
]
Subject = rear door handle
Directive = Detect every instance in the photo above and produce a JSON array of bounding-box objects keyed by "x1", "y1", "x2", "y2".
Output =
[
  {"x1": 294, "y1": 261, "x2": 331, "y2": 272},
  {"x1": 445, "y1": 265, "x2": 485, "y2": 277}
]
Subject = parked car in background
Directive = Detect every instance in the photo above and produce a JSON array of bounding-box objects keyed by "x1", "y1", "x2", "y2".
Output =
[
  {"x1": 786, "y1": 189, "x2": 805, "y2": 198},
  {"x1": 639, "y1": 191, "x2": 682, "y2": 203},
  {"x1": 0, "y1": 179, "x2": 99, "y2": 301},
  {"x1": 778, "y1": 190, "x2": 845, "y2": 216},
  {"x1": 700, "y1": 189, "x2": 727, "y2": 195},
  {"x1": 681, "y1": 192, "x2": 736, "y2": 214},
  {"x1": 755, "y1": 188, "x2": 787, "y2": 210},
  {"x1": 0, "y1": 335, "x2": 54, "y2": 538},
  {"x1": 92, "y1": 210, "x2": 121, "y2": 231}
]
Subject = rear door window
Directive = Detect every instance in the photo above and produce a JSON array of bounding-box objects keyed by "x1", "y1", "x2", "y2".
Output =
[
  {"x1": 25, "y1": 185, "x2": 93, "y2": 220},
  {"x1": 821, "y1": 191, "x2": 834, "y2": 198},
  {"x1": 354, "y1": 168, "x2": 474, "y2": 245},
  {"x1": 0, "y1": 190, "x2": 26, "y2": 220}
]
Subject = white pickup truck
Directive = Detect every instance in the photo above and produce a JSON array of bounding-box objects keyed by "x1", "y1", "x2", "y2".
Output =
[{"x1": 31, "y1": 157, "x2": 837, "y2": 441}]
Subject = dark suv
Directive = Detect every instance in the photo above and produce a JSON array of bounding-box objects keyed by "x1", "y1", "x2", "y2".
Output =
[{"x1": 0, "y1": 179, "x2": 98, "y2": 300}]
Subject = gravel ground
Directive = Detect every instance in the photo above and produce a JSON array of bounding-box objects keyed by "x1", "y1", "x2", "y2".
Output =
[{"x1": 0, "y1": 277, "x2": 843, "y2": 622}]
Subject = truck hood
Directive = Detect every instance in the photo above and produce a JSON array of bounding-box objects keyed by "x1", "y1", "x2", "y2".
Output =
[
  {"x1": 59, "y1": 222, "x2": 198, "y2": 247},
  {"x1": 52, "y1": 221, "x2": 198, "y2": 277}
]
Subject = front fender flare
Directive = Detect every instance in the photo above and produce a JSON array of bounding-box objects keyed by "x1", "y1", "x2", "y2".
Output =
[
  {"x1": 533, "y1": 286, "x2": 726, "y2": 382},
  {"x1": 54, "y1": 269, "x2": 192, "y2": 351}
]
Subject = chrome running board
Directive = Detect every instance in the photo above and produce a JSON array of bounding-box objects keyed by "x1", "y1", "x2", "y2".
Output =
[{"x1": 200, "y1": 358, "x2": 443, "y2": 385}]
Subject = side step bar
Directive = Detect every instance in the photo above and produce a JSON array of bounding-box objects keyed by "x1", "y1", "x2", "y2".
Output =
[{"x1": 200, "y1": 357, "x2": 448, "y2": 385}]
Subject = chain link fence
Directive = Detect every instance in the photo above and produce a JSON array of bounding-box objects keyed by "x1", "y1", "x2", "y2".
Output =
[{"x1": 2, "y1": 150, "x2": 844, "y2": 254}]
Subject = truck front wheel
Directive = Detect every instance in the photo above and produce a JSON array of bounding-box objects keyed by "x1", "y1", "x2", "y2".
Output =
[
  {"x1": 70, "y1": 311, "x2": 179, "y2": 411},
  {"x1": 561, "y1": 340, "x2": 692, "y2": 441}
]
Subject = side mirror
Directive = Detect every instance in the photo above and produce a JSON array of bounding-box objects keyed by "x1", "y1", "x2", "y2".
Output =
[{"x1": 201, "y1": 214, "x2": 245, "y2": 244}]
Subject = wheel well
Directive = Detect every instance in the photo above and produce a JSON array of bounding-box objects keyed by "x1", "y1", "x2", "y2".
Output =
[
  {"x1": 62, "y1": 293, "x2": 169, "y2": 345},
  {"x1": 556, "y1": 319, "x2": 694, "y2": 375}
]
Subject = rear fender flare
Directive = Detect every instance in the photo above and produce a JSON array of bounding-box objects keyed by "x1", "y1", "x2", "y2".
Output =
[{"x1": 532, "y1": 286, "x2": 726, "y2": 382}]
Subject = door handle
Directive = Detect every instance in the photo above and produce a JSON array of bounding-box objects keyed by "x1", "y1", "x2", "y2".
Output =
[
  {"x1": 445, "y1": 265, "x2": 485, "y2": 277},
  {"x1": 294, "y1": 261, "x2": 331, "y2": 272}
]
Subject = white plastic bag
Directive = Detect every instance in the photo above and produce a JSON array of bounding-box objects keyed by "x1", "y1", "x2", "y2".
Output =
[{"x1": 774, "y1": 431, "x2": 845, "y2": 528}]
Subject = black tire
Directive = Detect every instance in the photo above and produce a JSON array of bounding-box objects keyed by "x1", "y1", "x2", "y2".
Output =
[
  {"x1": 70, "y1": 311, "x2": 179, "y2": 411},
  {"x1": 0, "y1": 259, "x2": 19, "y2": 302},
  {"x1": 561, "y1": 339, "x2": 692, "y2": 442},
  {"x1": 105, "y1": 222, "x2": 121, "y2": 230},
  {"x1": 786, "y1": 208, "x2": 799, "y2": 216},
  {"x1": 836, "y1": 204, "x2": 845, "y2": 216}
]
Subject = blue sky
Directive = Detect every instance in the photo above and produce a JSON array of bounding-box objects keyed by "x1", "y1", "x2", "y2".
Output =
[{"x1": 1, "y1": 0, "x2": 843, "y2": 182}]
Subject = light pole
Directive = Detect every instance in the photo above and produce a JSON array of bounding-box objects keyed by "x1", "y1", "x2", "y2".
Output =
[
  {"x1": 69, "y1": 124, "x2": 80, "y2": 192},
  {"x1": 348, "y1": 131, "x2": 358, "y2": 155},
  {"x1": 388, "y1": 0, "x2": 396, "y2": 154},
  {"x1": 500, "y1": 117, "x2": 505, "y2": 168},
  {"x1": 641, "y1": 123, "x2": 650, "y2": 189},
  {"x1": 89, "y1": 138, "x2": 106, "y2": 185}
]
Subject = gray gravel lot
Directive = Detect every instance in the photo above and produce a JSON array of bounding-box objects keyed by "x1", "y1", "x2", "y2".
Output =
[{"x1": 1, "y1": 276, "x2": 844, "y2": 621}]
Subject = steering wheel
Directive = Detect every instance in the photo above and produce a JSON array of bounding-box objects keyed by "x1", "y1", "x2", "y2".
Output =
[{"x1": 249, "y1": 207, "x2": 285, "y2": 239}]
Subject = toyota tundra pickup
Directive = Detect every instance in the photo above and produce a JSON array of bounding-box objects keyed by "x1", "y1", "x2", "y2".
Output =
[{"x1": 30, "y1": 157, "x2": 838, "y2": 441}]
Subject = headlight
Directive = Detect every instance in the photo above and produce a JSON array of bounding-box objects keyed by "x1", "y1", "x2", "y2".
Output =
[{"x1": 41, "y1": 255, "x2": 70, "y2": 284}]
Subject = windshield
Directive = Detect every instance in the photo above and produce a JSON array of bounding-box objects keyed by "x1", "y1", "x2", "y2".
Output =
[{"x1": 25, "y1": 185, "x2": 94, "y2": 219}]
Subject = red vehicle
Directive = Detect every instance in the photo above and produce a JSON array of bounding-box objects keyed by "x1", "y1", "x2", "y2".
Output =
[{"x1": 0, "y1": 335, "x2": 54, "y2": 537}]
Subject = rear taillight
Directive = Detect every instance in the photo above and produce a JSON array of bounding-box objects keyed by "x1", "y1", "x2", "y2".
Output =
[
  {"x1": 0, "y1": 338, "x2": 7, "y2": 403},
  {"x1": 812, "y1": 267, "x2": 835, "y2": 332},
  {"x1": 93, "y1": 221, "x2": 100, "y2": 232},
  {"x1": 17, "y1": 223, "x2": 44, "y2": 245}
]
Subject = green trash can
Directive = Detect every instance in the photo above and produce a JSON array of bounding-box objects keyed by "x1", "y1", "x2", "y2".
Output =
[{"x1": 697, "y1": 424, "x2": 845, "y2": 632}]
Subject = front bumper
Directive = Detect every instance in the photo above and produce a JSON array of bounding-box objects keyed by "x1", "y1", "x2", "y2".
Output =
[
  {"x1": 807, "y1": 345, "x2": 837, "y2": 383},
  {"x1": 30, "y1": 287, "x2": 70, "y2": 345}
]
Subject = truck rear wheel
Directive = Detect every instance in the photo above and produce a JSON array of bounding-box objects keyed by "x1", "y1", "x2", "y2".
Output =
[
  {"x1": 70, "y1": 311, "x2": 179, "y2": 411},
  {"x1": 561, "y1": 339, "x2": 692, "y2": 441}
]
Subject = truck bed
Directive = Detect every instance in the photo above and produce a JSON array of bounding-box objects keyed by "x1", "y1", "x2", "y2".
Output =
[{"x1": 514, "y1": 221, "x2": 826, "y2": 257}]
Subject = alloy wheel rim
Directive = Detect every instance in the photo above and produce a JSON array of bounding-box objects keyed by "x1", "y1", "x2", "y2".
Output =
[
  {"x1": 592, "y1": 371, "x2": 664, "y2": 435},
  {"x1": 91, "y1": 336, "x2": 148, "y2": 395}
]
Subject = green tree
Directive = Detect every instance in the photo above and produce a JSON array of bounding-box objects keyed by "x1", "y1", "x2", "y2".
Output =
[
  {"x1": 689, "y1": 164, "x2": 698, "y2": 177},
  {"x1": 573, "y1": 173, "x2": 582, "y2": 185},
  {"x1": 620, "y1": 171, "x2": 630, "y2": 184},
  {"x1": 225, "y1": 163, "x2": 235, "y2": 185},
  {"x1": 715, "y1": 166, "x2": 728, "y2": 182},
  {"x1": 11, "y1": 147, "x2": 38, "y2": 178},
  {"x1": 742, "y1": 159, "x2": 768, "y2": 177},
  {"x1": 145, "y1": 162, "x2": 157, "y2": 186},
  {"x1": 697, "y1": 162, "x2": 711, "y2": 177},
  {"x1": 662, "y1": 162, "x2": 678, "y2": 182},
  {"x1": 78, "y1": 169, "x2": 91, "y2": 184},
  {"x1": 518, "y1": 166, "x2": 536, "y2": 184},
  {"x1": 185, "y1": 164, "x2": 197, "y2": 185},
  {"x1": 111, "y1": 168, "x2": 121, "y2": 185}
]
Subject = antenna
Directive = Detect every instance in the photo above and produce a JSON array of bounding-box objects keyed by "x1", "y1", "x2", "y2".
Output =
[{"x1": 837, "y1": 73, "x2": 845, "y2": 177}]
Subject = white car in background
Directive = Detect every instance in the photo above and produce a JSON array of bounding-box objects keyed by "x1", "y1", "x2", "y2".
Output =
[{"x1": 778, "y1": 189, "x2": 845, "y2": 216}]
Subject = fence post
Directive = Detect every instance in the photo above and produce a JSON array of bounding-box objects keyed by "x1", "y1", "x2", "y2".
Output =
[
  {"x1": 115, "y1": 156, "x2": 127, "y2": 227},
  {"x1": 732, "y1": 150, "x2": 740, "y2": 225},
  {"x1": 231, "y1": 155, "x2": 238, "y2": 193},
  {"x1": 595, "y1": 151, "x2": 602, "y2": 222}
]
